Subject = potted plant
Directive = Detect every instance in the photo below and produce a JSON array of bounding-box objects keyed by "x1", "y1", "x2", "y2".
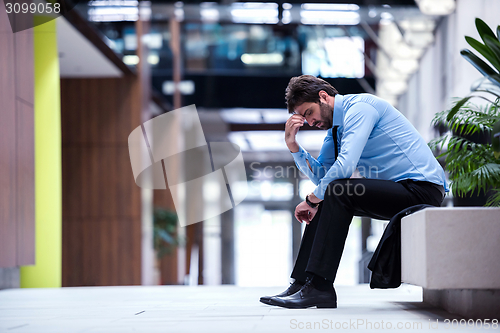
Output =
[
  {"x1": 153, "y1": 208, "x2": 181, "y2": 259},
  {"x1": 429, "y1": 18, "x2": 500, "y2": 207}
]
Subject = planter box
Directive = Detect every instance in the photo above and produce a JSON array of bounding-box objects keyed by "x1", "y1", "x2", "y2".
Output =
[
  {"x1": 401, "y1": 207, "x2": 500, "y2": 289},
  {"x1": 401, "y1": 207, "x2": 500, "y2": 318}
]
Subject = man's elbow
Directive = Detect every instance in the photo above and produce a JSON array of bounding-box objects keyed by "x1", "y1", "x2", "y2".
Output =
[{"x1": 306, "y1": 159, "x2": 313, "y2": 172}]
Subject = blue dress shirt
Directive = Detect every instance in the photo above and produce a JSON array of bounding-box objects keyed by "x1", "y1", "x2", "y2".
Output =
[{"x1": 291, "y1": 94, "x2": 449, "y2": 200}]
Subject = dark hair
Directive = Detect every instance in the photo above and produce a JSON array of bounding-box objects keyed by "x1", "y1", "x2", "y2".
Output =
[{"x1": 285, "y1": 75, "x2": 338, "y2": 113}]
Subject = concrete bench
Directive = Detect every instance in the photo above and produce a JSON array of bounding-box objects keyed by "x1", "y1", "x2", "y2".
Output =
[{"x1": 401, "y1": 207, "x2": 500, "y2": 319}]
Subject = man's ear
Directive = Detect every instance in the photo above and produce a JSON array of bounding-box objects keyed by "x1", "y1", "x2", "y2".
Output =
[{"x1": 318, "y1": 90, "x2": 329, "y2": 103}]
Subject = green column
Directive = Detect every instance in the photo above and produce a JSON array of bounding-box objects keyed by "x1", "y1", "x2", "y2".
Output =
[{"x1": 20, "y1": 19, "x2": 62, "y2": 288}]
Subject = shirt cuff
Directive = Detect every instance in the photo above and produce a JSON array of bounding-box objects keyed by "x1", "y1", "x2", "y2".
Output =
[{"x1": 313, "y1": 185, "x2": 325, "y2": 200}]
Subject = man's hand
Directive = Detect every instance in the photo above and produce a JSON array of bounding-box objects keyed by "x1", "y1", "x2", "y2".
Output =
[
  {"x1": 285, "y1": 114, "x2": 305, "y2": 153},
  {"x1": 294, "y1": 201, "x2": 318, "y2": 225}
]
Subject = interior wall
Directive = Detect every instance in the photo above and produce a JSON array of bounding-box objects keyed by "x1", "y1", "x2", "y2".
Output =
[
  {"x1": 20, "y1": 20, "x2": 63, "y2": 288},
  {"x1": 0, "y1": 3, "x2": 35, "y2": 272},
  {"x1": 398, "y1": 0, "x2": 500, "y2": 139},
  {"x1": 60, "y1": 77, "x2": 143, "y2": 286}
]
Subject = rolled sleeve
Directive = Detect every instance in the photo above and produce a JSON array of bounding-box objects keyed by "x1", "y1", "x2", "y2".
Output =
[{"x1": 291, "y1": 144, "x2": 328, "y2": 185}]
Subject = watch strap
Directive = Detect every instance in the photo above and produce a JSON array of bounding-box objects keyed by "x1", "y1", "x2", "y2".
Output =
[{"x1": 305, "y1": 194, "x2": 319, "y2": 208}]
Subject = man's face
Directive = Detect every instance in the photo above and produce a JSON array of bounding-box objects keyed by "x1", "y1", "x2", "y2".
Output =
[{"x1": 294, "y1": 101, "x2": 333, "y2": 130}]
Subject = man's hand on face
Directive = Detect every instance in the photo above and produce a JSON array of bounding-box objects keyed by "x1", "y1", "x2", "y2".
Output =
[
  {"x1": 294, "y1": 201, "x2": 318, "y2": 225},
  {"x1": 285, "y1": 114, "x2": 305, "y2": 153}
]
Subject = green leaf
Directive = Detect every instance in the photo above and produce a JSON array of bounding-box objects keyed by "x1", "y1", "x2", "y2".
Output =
[
  {"x1": 452, "y1": 163, "x2": 500, "y2": 197},
  {"x1": 486, "y1": 190, "x2": 500, "y2": 207},
  {"x1": 461, "y1": 49, "x2": 500, "y2": 86},
  {"x1": 465, "y1": 36, "x2": 500, "y2": 70},
  {"x1": 447, "y1": 96, "x2": 472, "y2": 121},
  {"x1": 476, "y1": 18, "x2": 497, "y2": 45},
  {"x1": 157, "y1": 229, "x2": 175, "y2": 244},
  {"x1": 497, "y1": 25, "x2": 500, "y2": 42},
  {"x1": 471, "y1": 76, "x2": 500, "y2": 97},
  {"x1": 461, "y1": 49, "x2": 499, "y2": 75},
  {"x1": 471, "y1": 77, "x2": 488, "y2": 91},
  {"x1": 493, "y1": 119, "x2": 500, "y2": 154},
  {"x1": 483, "y1": 35, "x2": 500, "y2": 72}
]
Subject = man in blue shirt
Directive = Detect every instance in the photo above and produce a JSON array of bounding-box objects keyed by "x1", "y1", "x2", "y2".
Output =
[{"x1": 260, "y1": 75, "x2": 447, "y2": 309}]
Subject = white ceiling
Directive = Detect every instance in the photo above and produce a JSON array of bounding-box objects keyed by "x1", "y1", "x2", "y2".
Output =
[{"x1": 57, "y1": 17, "x2": 123, "y2": 78}]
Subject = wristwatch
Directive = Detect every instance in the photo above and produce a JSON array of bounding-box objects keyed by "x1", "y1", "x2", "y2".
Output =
[{"x1": 305, "y1": 194, "x2": 319, "y2": 208}]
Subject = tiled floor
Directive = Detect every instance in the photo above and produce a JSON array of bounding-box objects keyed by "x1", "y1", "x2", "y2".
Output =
[{"x1": 0, "y1": 284, "x2": 494, "y2": 333}]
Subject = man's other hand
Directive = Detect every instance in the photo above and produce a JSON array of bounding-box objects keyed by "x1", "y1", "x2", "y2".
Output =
[
  {"x1": 285, "y1": 114, "x2": 305, "y2": 153},
  {"x1": 294, "y1": 201, "x2": 318, "y2": 224}
]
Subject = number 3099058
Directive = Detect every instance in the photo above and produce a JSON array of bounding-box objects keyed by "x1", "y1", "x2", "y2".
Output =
[{"x1": 5, "y1": 2, "x2": 61, "y2": 14}]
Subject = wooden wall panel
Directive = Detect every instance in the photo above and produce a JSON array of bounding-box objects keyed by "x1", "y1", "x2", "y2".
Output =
[
  {"x1": 14, "y1": 30, "x2": 34, "y2": 105},
  {"x1": 61, "y1": 79, "x2": 137, "y2": 145},
  {"x1": 62, "y1": 146, "x2": 140, "y2": 219},
  {"x1": 14, "y1": 26, "x2": 35, "y2": 265},
  {"x1": 0, "y1": 1, "x2": 12, "y2": 32},
  {"x1": 61, "y1": 77, "x2": 143, "y2": 286},
  {"x1": 63, "y1": 218, "x2": 141, "y2": 286},
  {"x1": 0, "y1": 31, "x2": 18, "y2": 267},
  {"x1": 15, "y1": 100, "x2": 35, "y2": 264},
  {"x1": 0, "y1": 6, "x2": 35, "y2": 267}
]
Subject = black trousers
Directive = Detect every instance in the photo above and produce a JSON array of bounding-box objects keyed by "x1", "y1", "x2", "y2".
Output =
[{"x1": 290, "y1": 178, "x2": 445, "y2": 283}]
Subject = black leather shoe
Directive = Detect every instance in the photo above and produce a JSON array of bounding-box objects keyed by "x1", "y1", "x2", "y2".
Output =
[
  {"x1": 268, "y1": 278, "x2": 337, "y2": 309},
  {"x1": 260, "y1": 280, "x2": 304, "y2": 305}
]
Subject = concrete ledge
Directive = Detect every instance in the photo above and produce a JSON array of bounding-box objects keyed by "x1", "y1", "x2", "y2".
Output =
[
  {"x1": 0, "y1": 267, "x2": 20, "y2": 289},
  {"x1": 401, "y1": 207, "x2": 500, "y2": 319},
  {"x1": 423, "y1": 289, "x2": 500, "y2": 320},
  {"x1": 401, "y1": 207, "x2": 500, "y2": 289}
]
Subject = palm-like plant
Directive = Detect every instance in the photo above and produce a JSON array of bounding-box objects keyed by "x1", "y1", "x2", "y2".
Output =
[
  {"x1": 429, "y1": 18, "x2": 500, "y2": 206},
  {"x1": 153, "y1": 208, "x2": 181, "y2": 259},
  {"x1": 430, "y1": 101, "x2": 500, "y2": 206}
]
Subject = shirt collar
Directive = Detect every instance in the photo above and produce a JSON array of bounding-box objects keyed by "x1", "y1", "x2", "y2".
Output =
[{"x1": 333, "y1": 94, "x2": 343, "y2": 127}]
